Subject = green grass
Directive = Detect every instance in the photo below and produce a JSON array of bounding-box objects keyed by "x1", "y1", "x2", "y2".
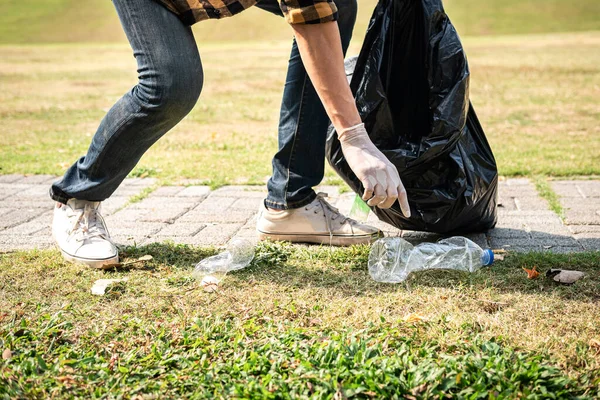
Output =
[
  {"x1": 1, "y1": 242, "x2": 599, "y2": 397},
  {"x1": 2, "y1": 0, "x2": 600, "y2": 44},
  {"x1": 533, "y1": 176, "x2": 566, "y2": 219},
  {"x1": 1, "y1": 32, "x2": 599, "y2": 184}
]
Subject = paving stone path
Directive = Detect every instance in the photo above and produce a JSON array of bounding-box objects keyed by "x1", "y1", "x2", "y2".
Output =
[{"x1": 1, "y1": 174, "x2": 599, "y2": 253}]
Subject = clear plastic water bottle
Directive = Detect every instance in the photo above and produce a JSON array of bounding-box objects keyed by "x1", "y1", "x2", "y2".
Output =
[
  {"x1": 368, "y1": 236, "x2": 494, "y2": 283},
  {"x1": 192, "y1": 238, "x2": 254, "y2": 291}
]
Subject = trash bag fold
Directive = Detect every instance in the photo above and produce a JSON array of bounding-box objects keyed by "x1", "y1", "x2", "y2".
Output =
[{"x1": 326, "y1": 0, "x2": 498, "y2": 234}]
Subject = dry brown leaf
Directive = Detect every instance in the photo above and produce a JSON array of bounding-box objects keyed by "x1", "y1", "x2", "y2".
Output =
[
  {"x1": 411, "y1": 383, "x2": 428, "y2": 396},
  {"x1": 492, "y1": 249, "x2": 508, "y2": 254},
  {"x1": 403, "y1": 313, "x2": 428, "y2": 323},
  {"x1": 523, "y1": 266, "x2": 540, "y2": 279},
  {"x1": 479, "y1": 300, "x2": 508, "y2": 313},
  {"x1": 589, "y1": 339, "x2": 600, "y2": 353}
]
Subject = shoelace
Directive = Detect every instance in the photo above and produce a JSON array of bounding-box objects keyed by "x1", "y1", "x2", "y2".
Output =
[
  {"x1": 68, "y1": 204, "x2": 109, "y2": 243},
  {"x1": 306, "y1": 193, "x2": 354, "y2": 242}
]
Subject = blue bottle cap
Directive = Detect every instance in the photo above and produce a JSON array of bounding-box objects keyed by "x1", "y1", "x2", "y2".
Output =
[{"x1": 481, "y1": 249, "x2": 494, "y2": 266}]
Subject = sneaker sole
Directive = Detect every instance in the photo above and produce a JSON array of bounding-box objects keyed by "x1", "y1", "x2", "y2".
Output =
[
  {"x1": 59, "y1": 249, "x2": 119, "y2": 269},
  {"x1": 257, "y1": 231, "x2": 382, "y2": 246}
]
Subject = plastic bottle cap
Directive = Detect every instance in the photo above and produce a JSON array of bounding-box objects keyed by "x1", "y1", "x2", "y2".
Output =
[{"x1": 481, "y1": 249, "x2": 494, "y2": 266}]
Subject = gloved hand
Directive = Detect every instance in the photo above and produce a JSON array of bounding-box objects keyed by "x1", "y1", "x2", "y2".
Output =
[{"x1": 339, "y1": 123, "x2": 411, "y2": 217}]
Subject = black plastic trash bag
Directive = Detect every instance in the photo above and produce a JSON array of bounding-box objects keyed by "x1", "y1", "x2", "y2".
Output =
[{"x1": 326, "y1": 0, "x2": 498, "y2": 234}]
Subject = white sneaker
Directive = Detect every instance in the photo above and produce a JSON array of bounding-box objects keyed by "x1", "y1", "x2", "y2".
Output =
[
  {"x1": 52, "y1": 199, "x2": 118, "y2": 268},
  {"x1": 256, "y1": 193, "x2": 382, "y2": 246}
]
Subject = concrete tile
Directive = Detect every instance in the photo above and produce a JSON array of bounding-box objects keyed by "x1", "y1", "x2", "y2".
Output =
[
  {"x1": 488, "y1": 228, "x2": 530, "y2": 239},
  {"x1": 2, "y1": 199, "x2": 53, "y2": 210},
  {"x1": 155, "y1": 223, "x2": 207, "y2": 237},
  {"x1": 18, "y1": 185, "x2": 54, "y2": 199},
  {"x1": 552, "y1": 181, "x2": 586, "y2": 198},
  {"x1": 554, "y1": 181, "x2": 600, "y2": 198},
  {"x1": 503, "y1": 178, "x2": 531, "y2": 186},
  {"x1": 174, "y1": 223, "x2": 244, "y2": 246},
  {"x1": 18, "y1": 175, "x2": 58, "y2": 185},
  {"x1": 141, "y1": 207, "x2": 190, "y2": 223},
  {"x1": 574, "y1": 233, "x2": 600, "y2": 251},
  {"x1": 526, "y1": 222, "x2": 572, "y2": 237},
  {"x1": 514, "y1": 196, "x2": 550, "y2": 211},
  {"x1": 211, "y1": 186, "x2": 265, "y2": 198},
  {"x1": 560, "y1": 197, "x2": 600, "y2": 210},
  {"x1": 109, "y1": 222, "x2": 167, "y2": 239},
  {"x1": 2, "y1": 211, "x2": 52, "y2": 235},
  {"x1": 530, "y1": 236, "x2": 581, "y2": 247},
  {"x1": 496, "y1": 199, "x2": 518, "y2": 211},
  {"x1": 541, "y1": 246, "x2": 586, "y2": 254},
  {"x1": 105, "y1": 208, "x2": 152, "y2": 224},
  {"x1": 497, "y1": 210, "x2": 557, "y2": 218},
  {"x1": 574, "y1": 181, "x2": 600, "y2": 198},
  {"x1": 101, "y1": 196, "x2": 129, "y2": 216},
  {"x1": 564, "y1": 210, "x2": 600, "y2": 225},
  {"x1": 130, "y1": 196, "x2": 198, "y2": 210},
  {"x1": 494, "y1": 217, "x2": 528, "y2": 229},
  {"x1": 0, "y1": 234, "x2": 53, "y2": 251},
  {"x1": 195, "y1": 196, "x2": 237, "y2": 212},
  {"x1": 502, "y1": 246, "x2": 544, "y2": 253},
  {"x1": 179, "y1": 209, "x2": 255, "y2": 223},
  {"x1": 176, "y1": 186, "x2": 211, "y2": 198},
  {"x1": 0, "y1": 208, "x2": 47, "y2": 230},
  {"x1": 0, "y1": 183, "x2": 35, "y2": 200},
  {"x1": 0, "y1": 174, "x2": 26, "y2": 183},
  {"x1": 230, "y1": 197, "x2": 263, "y2": 211},
  {"x1": 148, "y1": 186, "x2": 186, "y2": 197},
  {"x1": 111, "y1": 187, "x2": 149, "y2": 197},
  {"x1": 489, "y1": 237, "x2": 543, "y2": 251},
  {"x1": 568, "y1": 225, "x2": 600, "y2": 234},
  {"x1": 121, "y1": 178, "x2": 157, "y2": 187}
]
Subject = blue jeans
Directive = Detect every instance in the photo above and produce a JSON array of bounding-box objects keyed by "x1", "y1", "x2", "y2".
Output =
[{"x1": 50, "y1": 0, "x2": 357, "y2": 210}]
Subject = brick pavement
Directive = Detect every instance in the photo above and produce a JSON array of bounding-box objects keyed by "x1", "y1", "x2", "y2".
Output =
[{"x1": 1, "y1": 175, "x2": 599, "y2": 253}]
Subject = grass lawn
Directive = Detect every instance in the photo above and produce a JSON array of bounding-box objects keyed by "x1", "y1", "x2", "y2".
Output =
[
  {"x1": 1, "y1": 32, "x2": 599, "y2": 185},
  {"x1": 1, "y1": 242, "x2": 599, "y2": 397},
  {"x1": 2, "y1": 0, "x2": 600, "y2": 44}
]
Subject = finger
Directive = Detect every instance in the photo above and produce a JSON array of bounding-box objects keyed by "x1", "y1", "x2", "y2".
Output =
[
  {"x1": 367, "y1": 184, "x2": 387, "y2": 207},
  {"x1": 361, "y1": 175, "x2": 376, "y2": 201},
  {"x1": 379, "y1": 185, "x2": 398, "y2": 209},
  {"x1": 397, "y1": 183, "x2": 411, "y2": 218}
]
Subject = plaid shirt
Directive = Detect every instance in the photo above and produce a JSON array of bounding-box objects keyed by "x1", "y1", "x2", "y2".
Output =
[{"x1": 155, "y1": 0, "x2": 338, "y2": 25}]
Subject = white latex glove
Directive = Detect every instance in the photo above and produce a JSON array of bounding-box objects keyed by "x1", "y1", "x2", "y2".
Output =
[{"x1": 339, "y1": 123, "x2": 411, "y2": 216}]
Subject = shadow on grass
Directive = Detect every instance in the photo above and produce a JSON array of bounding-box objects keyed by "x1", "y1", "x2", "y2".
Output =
[{"x1": 119, "y1": 235, "x2": 600, "y2": 302}]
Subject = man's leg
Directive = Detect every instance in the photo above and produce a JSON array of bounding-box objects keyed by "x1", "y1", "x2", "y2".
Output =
[
  {"x1": 50, "y1": 0, "x2": 203, "y2": 268},
  {"x1": 50, "y1": 0, "x2": 203, "y2": 204},
  {"x1": 257, "y1": 0, "x2": 358, "y2": 210},
  {"x1": 255, "y1": 0, "x2": 380, "y2": 245}
]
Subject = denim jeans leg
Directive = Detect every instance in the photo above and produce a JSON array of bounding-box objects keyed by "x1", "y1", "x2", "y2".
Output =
[
  {"x1": 49, "y1": 0, "x2": 203, "y2": 204},
  {"x1": 262, "y1": 0, "x2": 358, "y2": 210}
]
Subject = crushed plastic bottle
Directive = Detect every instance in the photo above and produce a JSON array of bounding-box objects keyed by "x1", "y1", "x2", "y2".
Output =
[
  {"x1": 192, "y1": 238, "x2": 254, "y2": 291},
  {"x1": 368, "y1": 236, "x2": 494, "y2": 283}
]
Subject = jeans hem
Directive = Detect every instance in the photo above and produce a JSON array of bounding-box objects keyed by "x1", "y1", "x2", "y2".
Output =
[
  {"x1": 49, "y1": 187, "x2": 70, "y2": 205},
  {"x1": 264, "y1": 191, "x2": 317, "y2": 210}
]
